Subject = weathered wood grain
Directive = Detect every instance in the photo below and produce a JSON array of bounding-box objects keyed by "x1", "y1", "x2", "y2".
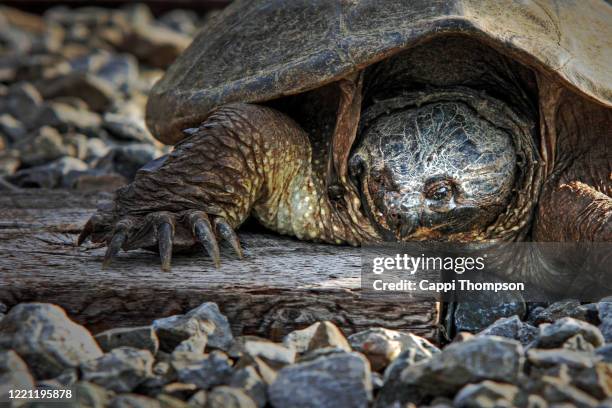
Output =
[{"x1": 0, "y1": 190, "x2": 441, "y2": 341}]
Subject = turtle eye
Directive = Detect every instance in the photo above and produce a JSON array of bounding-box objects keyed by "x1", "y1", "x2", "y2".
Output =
[{"x1": 425, "y1": 179, "x2": 453, "y2": 201}]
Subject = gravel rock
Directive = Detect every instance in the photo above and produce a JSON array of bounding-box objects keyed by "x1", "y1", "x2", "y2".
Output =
[
  {"x1": 599, "y1": 321, "x2": 612, "y2": 345},
  {"x1": 371, "y1": 372, "x2": 384, "y2": 391},
  {"x1": 86, "y1": 137, "x2": 111, "y2": 161},
  {"x1": 35, "y1": 101, "x2": 101, "y2": 134},
  {"x1": 378, "y1": 336, "x2": 524, "y2": 405},
  {"x1": 50, "y1": 96, "x2": 90, "y2": 110},
  {"x1": 154, "y1": 383, "x2": 197, "y2": 401},
  {"x1": 4, "y1": 82, "x2": 42, "y2": 123},
  {"x1": 36, "y1": 72, "x2": 115, "y2": 112},
  {"x1": 283, "y1": 322, "x2": 321, "y2": 353},
  {"x1": 599, "y1": 297, "x2": 612, "y2": 320},
  {"x1": 0, "y1": 150, "x2": 21, "y2": 176},
  {"x1": 453, "y1": 380, "x2": 520, "y2": 408},
  {"x1": 64, "y1": 132, "x2": 89, "y2": 160},
  {"x1": 530, "y1": 300, "x2": 587, "y2": 325},
  {"x1": 153, "y1": 316, "x2": 209, "y2": 353},
  {"x1": 454, "y1": 292, "x2": 526, "y2": 333},
  {"x1": 172, "y1": 350, "x2": 233, "y2": 390},
  {"x1": 0, "y1": 303, "x2": 102, "y2": 378},
  {"x1": 110, "y1": 394, "x2": 162, "y2": 408},
  {"x1": 94, "y1": 325, "x2": 159, "y2": 354},
  {"x1": 349, "y1": 328, "x2": 401, "y2": 372},
  {"x1": 230, "y1": 366, "x2": 267, "y2": 408},
  {"x1": 579, "y1": 303, "x2": 602, "y2": 326},
  {"x1": 157, "y1": 394, "x2": 190, "y2": 408},
  {"x1": 207, "y1": 386, "x2": 258, "y2": 408},
  {"x1": 0, "y1": 3, "x2": 191, "y2": 194},
  {"x1": 159, "y1": 10, "x2": 199, "y2": 36},
  {"x1": 269, "y1": 349, "x2": 372, "y2": 408},
  {"x1": 9, "y1": 156, "x2": 88, "y2": 188},
  {"x1": 598, "y1": 297, "x2": 612, "y2": 343},
  {"x1": 10, "y1": 54, "x2": 71, "y2": 81},
  {"x1": 186, "y1": 302, "x2": 234, "y2": 352},
  {"x1": 563, "y1": 333, "x2": 597, "y2": 352},
  {"x1": 478, "y1": 315, "x2": 538, "y2": 346},
  {"x1": 348, "y1": 328, "x2": 438, "y2": 372},
  {"x1": 122, "y1": 3, "x2": 154, "y2": 27},
  {"x1": 572, "y1": 362, "x2": 612, "y2": 400},
  {"x1": 95, "y1": 53, "x2": 138, "y2": 90},
  {"x1": 81, "y1": 347, "x2": 154, "y2": 392},
  {"x1": 598, "y1": 399, "x2": 612, "y2": 408},
  {"x1": 0, "y1": 350, "x2": 35, "y2": 399},
  {"x1": 187, "y1": 390, "x2": 207, "y2": 407},
  {"x1": 526, "y1": 306, "x2": 546, "y2": 326},
  {"x1": 96, "y1": 143, "x2": 159, "y2": 180},
  {"x1": 49, "y1": 368, "x2": 78, "y2": 386},
  {"x1": 538, "y1": 317, "x2": 604, "y2": 349},
  {"x1": 0, "y1": 113, "x2": 25, "y2": 142},
  {"x1": 153, "y1": 302, "x2": 231, "y2": 353},
  {"x1": 119, "y1": 22, "x2": 190, "y2": 69},
  {"x1": 16, "y1": 126, "x2": 68, "y2": 166},
  {"x1": 596, "y1": 344, "x2": 612, "y2": 362},
  {"x1": 527, "y1": 348, "x2": 597, "y2": 369},
  {"x1": 537, "y1": 376, "x2": 599, "y2": 408},
  {"x1": 382, "y1": 345, "x2": 437, "y2": 386},
  {"x1": 173, "y1": 335, "x2": 207, "y2": 355},
  {"x1": 234, "y1": 354, "x2": 278, "y2": 385},
  {"x1": 307, "y1": 321, "x2": 351, "y2": 352},
  {"x1": 380, "y1": 334, "x2": 441, "y2": 395},
  {"x1": 74, "y1": 381, "x2": 115, "y2": 408},
  {"x1": 230, "y1": 337, "x2": 295, "y2": 369},
  {"x1": 103, "y1": 112, "x2": 153, "y2": 143}
]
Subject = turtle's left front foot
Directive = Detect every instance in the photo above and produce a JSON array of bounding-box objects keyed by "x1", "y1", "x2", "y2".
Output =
[{"x1": 78, "y1": 209, "x2": 242, "y2": 271}]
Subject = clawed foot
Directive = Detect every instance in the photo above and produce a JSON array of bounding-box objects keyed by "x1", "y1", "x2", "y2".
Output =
[{"x1": 77, "y1": 210, "x2": 242, "y2": 271}]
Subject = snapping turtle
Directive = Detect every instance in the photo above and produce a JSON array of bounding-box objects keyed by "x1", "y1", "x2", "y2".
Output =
[{"x1": 79, "y1": 0, "x2": 612, "y2": 274}]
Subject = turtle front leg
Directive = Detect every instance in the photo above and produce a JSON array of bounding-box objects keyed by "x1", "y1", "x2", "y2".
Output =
[
  {"x1": 534, "y1": 181, "x2": 611, "y2": 241},
  {"x1": 78, "y1": 103, "x2": 359, "y2": 270},
  {"x1": 533, "y1": 94, "x2": 612, "y2": 242}
]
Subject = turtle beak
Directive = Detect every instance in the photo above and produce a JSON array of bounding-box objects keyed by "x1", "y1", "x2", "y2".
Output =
[
  {"x1": 349, "y1": 154, "x2": 425, "y2": 241},
  {"x1": 349, "y1": 153, "x2": 394, "y2": 240},
  {"x1": 385, "y1": 192, "x2": 423, "y2": 239}
]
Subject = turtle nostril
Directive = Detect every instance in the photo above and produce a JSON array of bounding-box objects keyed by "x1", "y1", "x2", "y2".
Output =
[{"x1": 399, "y1": 213, "x2": 418, "y2": 237}]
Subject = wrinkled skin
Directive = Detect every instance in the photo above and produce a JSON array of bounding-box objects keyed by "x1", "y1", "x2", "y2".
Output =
[
  {"x1": 79, "y1": 36, "x2": 611, "y2": 282},
  {"x1": 350, "y1": 97, "x2": 517, "y2": 241}
]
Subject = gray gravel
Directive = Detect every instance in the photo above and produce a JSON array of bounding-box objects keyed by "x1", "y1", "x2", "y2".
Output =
[
  {"x1": 0, "y1": 3, "x2": 209, "y2": 190},
  {"x1": 0, "y1": 298, "x2": 612, "y2": 407}
]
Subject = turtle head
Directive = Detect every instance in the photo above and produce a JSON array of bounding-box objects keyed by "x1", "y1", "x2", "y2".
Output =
[{"x1": 349, "y1": 99, "x2": 517, "y2": 241}]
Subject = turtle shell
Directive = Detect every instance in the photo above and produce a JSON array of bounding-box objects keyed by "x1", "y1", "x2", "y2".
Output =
[{"x1": 146, "y1": 0, "x2": 612, "y2": 145}]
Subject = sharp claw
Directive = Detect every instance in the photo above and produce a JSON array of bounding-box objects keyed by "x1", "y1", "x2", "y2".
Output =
[
  {"x1": 103, "y1": 230, "x2": 127, "y2": 269},
  {"x1": 190, "y1": 213, "x2": 221, "y2": 268},
  {"x1": 158, "y1": 222, "x2": 174, "y2": 272},
  {"x1": 214, "y1": 218, "x2": 243, "y2": 259},
  {"x1": 77, "y1": 218, "x2": 93, "y2": 246}
]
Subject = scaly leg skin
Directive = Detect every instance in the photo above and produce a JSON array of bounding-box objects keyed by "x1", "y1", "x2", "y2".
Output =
[
  {"x1": 531, "y1": 90, "x2": 611, "y2": 295},
  {"x1": 533, "y1": 90, "x2": 612, "y2": 242},
  {"x1": 78, "y1": 103, "x2": 371, "y2": 270}
]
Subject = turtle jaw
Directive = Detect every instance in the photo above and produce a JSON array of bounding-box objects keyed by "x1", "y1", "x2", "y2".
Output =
[
  {"x1": 355, "y1": 172, "x2": 459, "y2": 242},
  {"x1": 353, "y1": 166, "x2": 501, "y2": 242},
  {"x1": 349, "y1": 154, "x2": 429, "y2": 241}
]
